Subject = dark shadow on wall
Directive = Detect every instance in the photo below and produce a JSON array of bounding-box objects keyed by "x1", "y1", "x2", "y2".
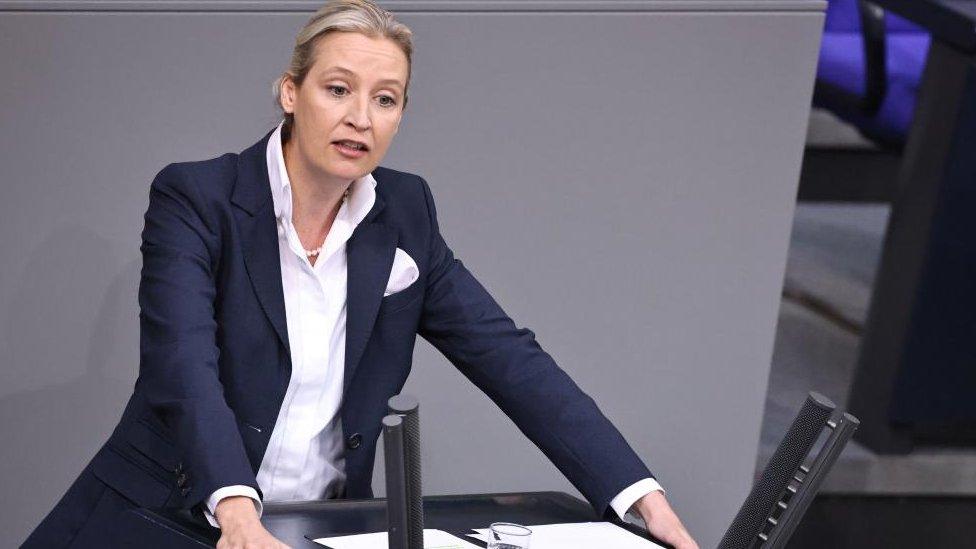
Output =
[{"x1": 0, "y1": 226, "x2": 141, "y2": 547}]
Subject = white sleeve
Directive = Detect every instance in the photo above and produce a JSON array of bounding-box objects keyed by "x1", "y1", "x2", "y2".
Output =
[
  {"x1": 203, "y1": 485, "x2": 263, "y2": 528},
  {"x1": 609, "y1": 478, "x2": 666, "y2": 520}
]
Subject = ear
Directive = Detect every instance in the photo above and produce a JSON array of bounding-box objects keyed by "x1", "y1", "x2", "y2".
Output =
[{"x1": 280, "y1": 75, "x2": 296, "y2": 114}]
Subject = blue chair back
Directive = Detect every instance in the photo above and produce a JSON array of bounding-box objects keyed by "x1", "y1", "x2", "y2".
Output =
[{"x1": 815, "y1": 0, "x2": 930, "y2": 149}]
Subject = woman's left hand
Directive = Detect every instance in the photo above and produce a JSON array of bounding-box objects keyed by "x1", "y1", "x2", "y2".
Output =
[{"x1": 634, "y1": 491, "x2": 699, "y2": 549}]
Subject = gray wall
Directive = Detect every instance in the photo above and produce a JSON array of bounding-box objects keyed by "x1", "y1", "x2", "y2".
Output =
[{"x1": 0, "y1": 1, "x2": 824, "y2": 546}]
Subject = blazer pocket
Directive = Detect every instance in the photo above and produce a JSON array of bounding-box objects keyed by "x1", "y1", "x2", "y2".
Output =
[
  {"x1": 91, "y1": 444, "x2": 175, "y2": 508},
  {"x1": 97, "y1": 418, "x2": 183, "y2": 507},
  {"x1": 128, "y1": 418, "x2": 181, "y2": 473},
  {"x1": 377, "y1": 279, "x2": 424, "y2": 317}
]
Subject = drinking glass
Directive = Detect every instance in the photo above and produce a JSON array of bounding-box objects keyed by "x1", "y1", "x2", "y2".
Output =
[{"x1": 487, "y1": 522, "x2": 532, "y2": 549}]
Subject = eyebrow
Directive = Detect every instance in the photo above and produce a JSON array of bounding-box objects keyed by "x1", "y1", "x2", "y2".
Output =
[{"x1": 321, "y1": 66, "x2": 405, "y2": 91}]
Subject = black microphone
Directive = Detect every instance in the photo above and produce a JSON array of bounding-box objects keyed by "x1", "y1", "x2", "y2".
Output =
[{"x1": 383, "y1": 394, "x2": 423, "y2": 549}]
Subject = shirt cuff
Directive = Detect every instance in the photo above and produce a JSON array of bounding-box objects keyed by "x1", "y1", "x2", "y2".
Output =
[
  {"x1": 609, "y1": 478, "x2": 666, "y2": 520},
  {"x1": 204, "y1": 485, "x2": 263, "y2": 528}
]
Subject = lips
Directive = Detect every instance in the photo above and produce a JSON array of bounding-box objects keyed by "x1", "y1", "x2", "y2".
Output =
[{"x1": 332, "y1": 139, "x2": 369, "y2": 151}]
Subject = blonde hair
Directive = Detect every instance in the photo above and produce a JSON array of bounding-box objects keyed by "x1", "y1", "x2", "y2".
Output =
[{"x1": 273, "y1": 0, "x2": 414, "y2": 134}]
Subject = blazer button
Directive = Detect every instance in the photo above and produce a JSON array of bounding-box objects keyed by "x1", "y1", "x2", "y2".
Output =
[
  {"x1": 346, "y1": 433, "x2": 362, "y2": 450},
  {"x1": 176, "y1": 473, "x2": 188, "y2": 488}
]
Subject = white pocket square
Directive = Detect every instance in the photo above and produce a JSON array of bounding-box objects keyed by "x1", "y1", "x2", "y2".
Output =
[{"x1": 384, "y1": 248, "x2": 419, "y2": 297}]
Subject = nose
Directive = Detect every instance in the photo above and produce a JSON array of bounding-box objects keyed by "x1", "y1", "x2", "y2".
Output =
[{"x1": 343, "y1": 97, "x2": 372, "y2": 132}]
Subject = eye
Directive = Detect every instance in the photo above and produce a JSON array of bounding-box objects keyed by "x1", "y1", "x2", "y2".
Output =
[
  {"x1": 327, "y1": 85, "x2": 349, "y2": 97},
  {"x1": 377, "y1": 95, "x2": 397, "y2": 108}
]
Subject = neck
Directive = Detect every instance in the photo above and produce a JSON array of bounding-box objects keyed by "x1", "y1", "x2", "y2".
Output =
[{"x1": 282, "y1": 137, "x2": 351, "y2": 228}]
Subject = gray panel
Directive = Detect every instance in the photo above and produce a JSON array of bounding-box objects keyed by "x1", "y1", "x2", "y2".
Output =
[
  {"x1": 0, "y1": 1, "x2": 827, "y2": 13},
  {"x1": 0, "y1": 6, "x2": 822, "y2": 547}
]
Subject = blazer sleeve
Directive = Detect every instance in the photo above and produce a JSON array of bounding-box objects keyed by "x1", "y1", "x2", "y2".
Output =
[
  {"x1": 415, "y1": 177, "x2": 654, "y2": 517},
  {"x1": 137, "y1": 163, "x2": 260, "y2": 509}
]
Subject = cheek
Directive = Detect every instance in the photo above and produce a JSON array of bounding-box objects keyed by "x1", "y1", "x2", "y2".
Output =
[
  {"x1": 302, "y1": 97, "x2": 338, "y2": 128},
  {"x1": 375, "y1": 118, "x2": 401, "y2": 145},
  {"x1": 300, "y1": 128, "x2": 326, "y2": 156}
]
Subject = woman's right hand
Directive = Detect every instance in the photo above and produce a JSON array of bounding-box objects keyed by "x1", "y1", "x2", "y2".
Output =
[{"x1": 215, "y1": 496, "x2": 290, "y2": 549}]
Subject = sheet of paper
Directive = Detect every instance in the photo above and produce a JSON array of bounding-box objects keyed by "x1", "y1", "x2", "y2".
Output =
[
  {"x1": 313, "y1": 528, "x2": 481, "y2": 549},
  {"x1": 468, "y1": 522, "x2": 666, "y2": 548}
]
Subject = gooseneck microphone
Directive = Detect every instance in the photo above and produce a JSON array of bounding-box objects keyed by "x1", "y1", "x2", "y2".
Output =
[{"x1": 383, "y1": 394, "x2": 424, "y2": 549}]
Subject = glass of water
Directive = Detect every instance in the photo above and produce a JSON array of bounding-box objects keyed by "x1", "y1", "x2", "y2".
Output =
[{"x1": 487, "y1": 522, "x2": 532, "y2": 549}]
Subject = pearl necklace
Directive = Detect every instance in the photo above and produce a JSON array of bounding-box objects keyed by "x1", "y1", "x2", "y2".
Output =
[{"x1": 303, "y1": 188, "x2": 350, "y2": 258}]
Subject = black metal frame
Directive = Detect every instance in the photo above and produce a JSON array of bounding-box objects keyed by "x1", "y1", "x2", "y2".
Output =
[{"x1": 858, "y1": 0, "x2": 889, "y2": 115}]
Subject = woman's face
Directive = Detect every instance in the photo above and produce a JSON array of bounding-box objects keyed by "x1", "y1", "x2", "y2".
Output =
[{"x1": 280, "y1": 31, "x2": 408, "y2": 184}]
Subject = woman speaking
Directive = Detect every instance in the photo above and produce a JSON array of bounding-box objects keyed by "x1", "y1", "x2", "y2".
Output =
[{"x1": 25, "y1": 1, "x2": 696, "y2": 547}]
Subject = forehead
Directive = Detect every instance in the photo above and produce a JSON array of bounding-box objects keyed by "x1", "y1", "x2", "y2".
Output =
[{"x1": 309, "y1": 32, "x2": 408, "y2": 86}]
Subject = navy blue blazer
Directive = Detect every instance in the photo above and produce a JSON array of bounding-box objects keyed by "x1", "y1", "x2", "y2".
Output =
[{"x1": 29, "y1": 128, "x2": 652, "y2": 544}]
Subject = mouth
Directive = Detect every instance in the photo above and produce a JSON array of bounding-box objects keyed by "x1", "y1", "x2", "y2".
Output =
[{"x1": 332, "y1": 139, "x2": 370, "y2": 152}]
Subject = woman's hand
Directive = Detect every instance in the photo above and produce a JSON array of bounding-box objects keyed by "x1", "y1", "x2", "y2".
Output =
[
  {"x1": 215, "y1": 496, "x2": 290, "y2": 549},
  {"x1": 634, "y1": 491, "x2": 699, "y2": 549}
]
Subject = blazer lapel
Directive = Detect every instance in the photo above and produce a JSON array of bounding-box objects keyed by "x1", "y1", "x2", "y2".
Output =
[
  {"x1": 231, "y1": 129, "x2": 394, "y2": 388},
  {"x1": 232, "y1": 129, "x2": 291, "y2": 355},
  {"x1": 344, "y1": 196, "x2": 396, "y2": 393}
]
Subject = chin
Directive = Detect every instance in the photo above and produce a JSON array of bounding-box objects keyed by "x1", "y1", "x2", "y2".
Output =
[
  {"x1": 320, "y1": 160, "x2": 372, "y2": 181},
  {"x1": 342, "y1": 164, "x2": 373, "y2": 178}
]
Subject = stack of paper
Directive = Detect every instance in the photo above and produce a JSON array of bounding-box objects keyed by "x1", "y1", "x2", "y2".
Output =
[
  {"x1": 313, "y1": 528, "x2": 481, "y2": 549},
  {"x1": 468, "y1": 522, "x2": 665, "y2": 548}
]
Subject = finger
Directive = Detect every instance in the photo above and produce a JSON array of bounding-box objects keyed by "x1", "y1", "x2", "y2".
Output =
[
  {"x1": 660, "y1": 528, "x2": 690, "y2": 547},
  {"x1": 676, "y1": 534, "x2": 698, "y2": 549}
]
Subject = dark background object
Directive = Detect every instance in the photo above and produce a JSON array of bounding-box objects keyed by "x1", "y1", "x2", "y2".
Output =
[
  {"x1": 788, "y1": 494, "x2": 976, "y2": 548},
  {"x1": 796, "y1": 148, "x2": 900, "y2": 203},
  {"x1": 803, "y1": 0, "x2": 976, "y2": 453},
  {"x1": 846, "y1": 0, "x2": 976, "y2": 453}
]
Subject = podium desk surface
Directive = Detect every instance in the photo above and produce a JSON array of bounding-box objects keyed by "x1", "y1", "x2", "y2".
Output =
[{"x1": 129, "y1": 491, "x2": 662, "y2": 548}]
